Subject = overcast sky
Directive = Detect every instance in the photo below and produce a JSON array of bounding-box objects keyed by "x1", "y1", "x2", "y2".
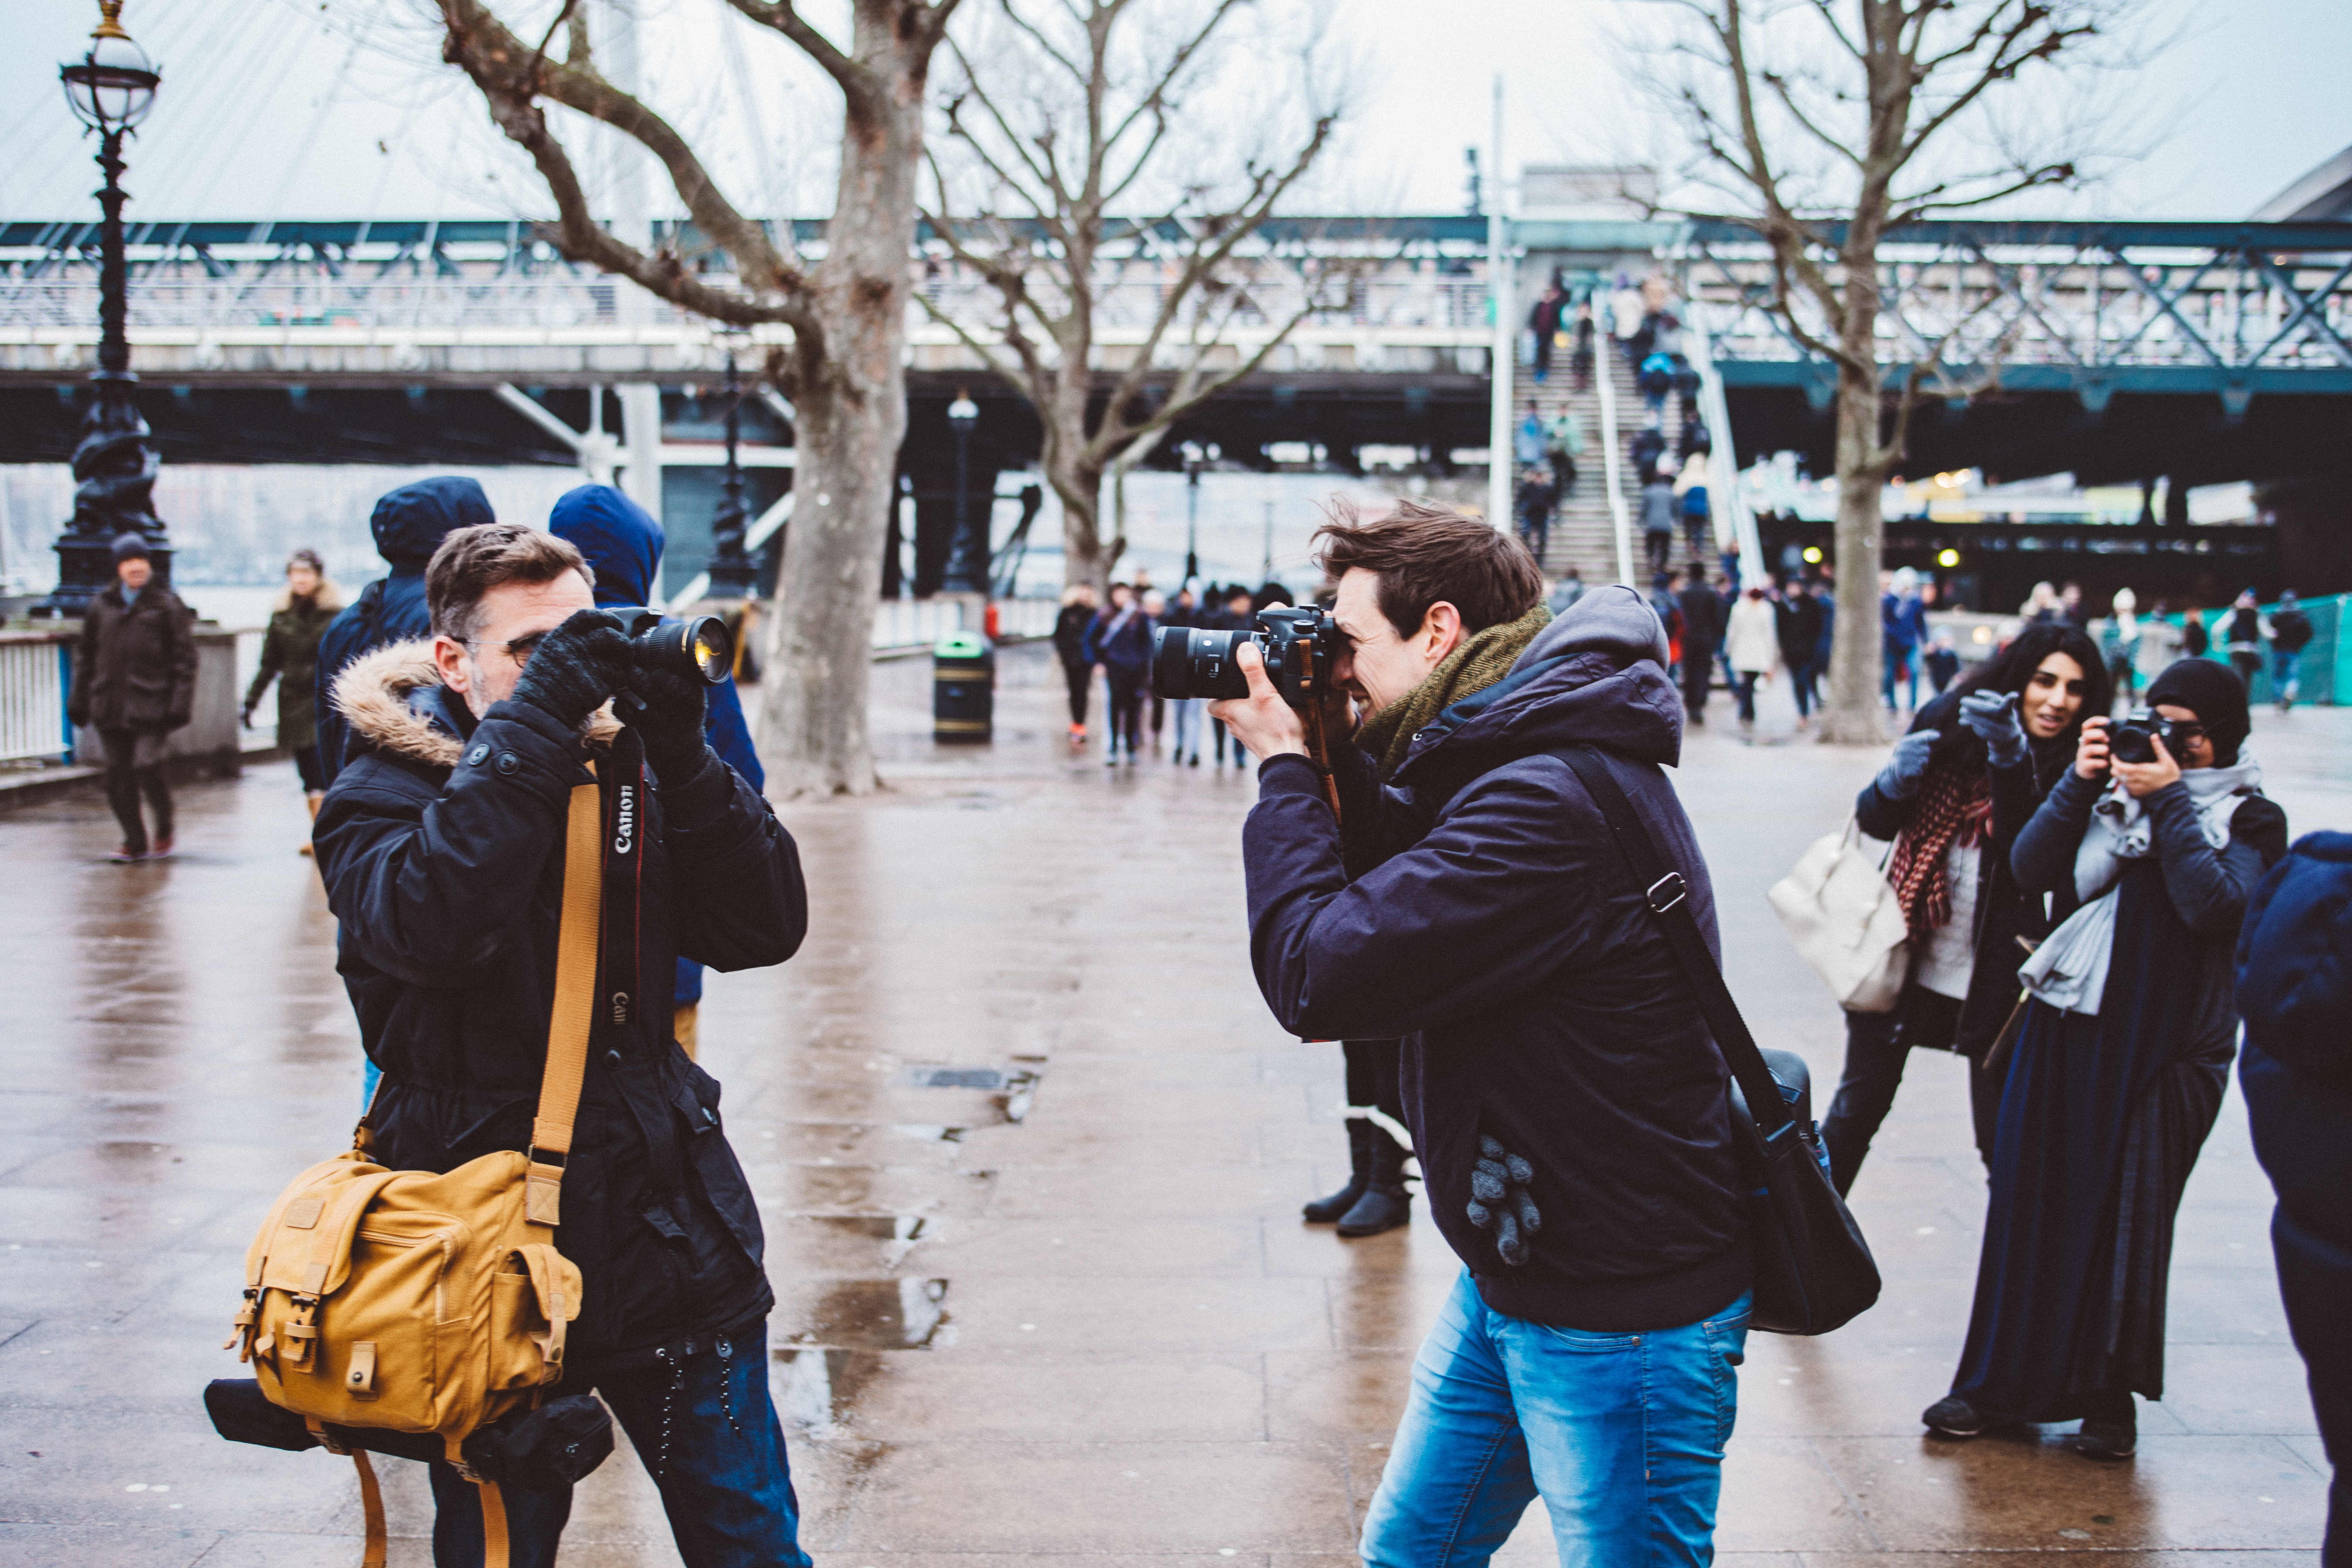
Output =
[{"x1": 1, "y1": 0, "x2": 2344, "y2": 223}]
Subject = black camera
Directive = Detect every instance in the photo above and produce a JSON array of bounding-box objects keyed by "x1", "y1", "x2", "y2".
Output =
[
  {"x1": 1151, "y1": 605, "x2": 1342, "y2": 707},
  {"x1": 2109, "y1": 707, "x2": 2183, "y2": 765},
  {"x1": 611, "y1": 607, "x2": 734, "y2": 687}
]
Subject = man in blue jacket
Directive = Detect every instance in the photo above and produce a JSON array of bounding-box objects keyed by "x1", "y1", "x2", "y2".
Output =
[
  {"x1": 1212, "y1": 500, "x2": 1751, "y2": 1565},
  {"x1": 2239, "y1": 832, "x2": 2352, "y2": 1565},
  {"x1": 550, "y1": 483, "x2": 765, "y2": 1058},
  {"x1": 314, "y1": 477, "x2": 495, "y2": 787}
]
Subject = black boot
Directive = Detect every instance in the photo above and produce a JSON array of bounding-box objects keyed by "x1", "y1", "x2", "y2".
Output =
[
  {"x1": 1337, "y1": 1122, "x2": 1413, "y2": 1237},
  {"x1": 1303, "y1": 1118, "x2": 1373, "y2": 1223}
]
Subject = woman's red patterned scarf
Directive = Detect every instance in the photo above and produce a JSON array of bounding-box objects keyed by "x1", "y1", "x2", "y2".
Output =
[{"x1": 1887, "y1": 750, "x2": 1994, "y2": 936}]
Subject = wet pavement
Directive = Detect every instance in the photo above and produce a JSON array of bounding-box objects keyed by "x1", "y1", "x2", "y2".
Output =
[{"x1": 0, "y1": 643, "x2": 2345, "y2": 1566}]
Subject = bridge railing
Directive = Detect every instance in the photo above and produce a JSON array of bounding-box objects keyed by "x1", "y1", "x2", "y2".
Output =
[{"x1": 0, "y1": 634, "x2": 73, "y2": 764}]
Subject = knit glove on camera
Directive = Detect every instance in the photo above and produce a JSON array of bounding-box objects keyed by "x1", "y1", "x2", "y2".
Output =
[
  {"x1": 1467, "y1": 1134, "x2": 1542, "y2": 1267},
  {"x1": 509, "y1": 609, "x2": 632, "y2": 729},
  {"x1": 1872, "y1": 727, "x2": 1941, "y2": 800},
  {"x1": 1959, "y1": 690, "x2": 2029, "y2": 769}
]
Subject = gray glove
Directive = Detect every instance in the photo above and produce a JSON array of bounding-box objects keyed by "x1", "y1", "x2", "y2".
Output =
[
  {"x1": 509, "y1": 609, "x2": 632, "y2": 728},
  {"x1": 1873, "y1": 727, "x2": 1941, "y2": 800},
  {"x1": 1465, "y1": 1134, "x2": 1542, "y2": 1267},
  {"x1": 1959, "y1": 690, "x2": 2028, "y2": 769}
]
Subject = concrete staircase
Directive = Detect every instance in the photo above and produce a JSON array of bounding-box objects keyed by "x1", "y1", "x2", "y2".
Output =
[{"x1": 1508, "y1": 343, "x2": 1696, "y2": 589}]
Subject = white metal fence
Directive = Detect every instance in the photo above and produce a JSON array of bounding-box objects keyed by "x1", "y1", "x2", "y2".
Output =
[
  {"x1": 870, "y1": 598, "x2": 965, "y2": 650},
  {"x1": 0, "y1": 634, "x2": 72, "y2": 763}
]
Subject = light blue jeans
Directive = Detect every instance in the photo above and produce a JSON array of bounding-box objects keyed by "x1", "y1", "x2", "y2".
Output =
[
  {"x1": 1361, "y1": 1272, "x2": 1751, "y2": 1567},
  {"x1": 1170, "y1": 697, "x2": 1203, "y2": 758}
]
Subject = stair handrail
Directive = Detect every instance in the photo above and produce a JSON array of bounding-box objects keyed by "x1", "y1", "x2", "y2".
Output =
[
  {"x1": 1592, "y1": 339, "x2": 1635, "y2": 585},
  {"x1": 1684, "y1": 305, "x2": 1766, "y2": 586}
]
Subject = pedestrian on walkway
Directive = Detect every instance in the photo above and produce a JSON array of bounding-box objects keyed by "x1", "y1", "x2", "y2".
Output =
[
  {"x1": 1213, "y1": 503, "x2": 1753, "y2": 1565},
  {"x1": 1302, "y1": 1039, "x2": 1414, "y2": 1237},
  {"x1": 2136, "y1": 600, "x2": 2183, "y2": 689},
  {"x1": 1514, "y1": 465, "x2": 1558, "y2": 564},
  {"x1": 69, "y1": 533, "x2": 196, "y2": 863},
  {"x1": 313, "y1": 476, "x2": 493, "y2": 786},
  {"x1": 1162, "y1": 585, "x2": 1206, "y2": 764},
  {"x1": 1514, "y1": 400, "x2": 1547, "y2": 472},
  {"x1": 1527, "y1": 274, "x2": 1566, "y2": 383},
  {"x1": 1930, "y1": 658, "x2": 2286, "y2": 1460},
  {"x1": 1774, "y1": 578, "x2": 1824, "y2": 729},
  {"x1": 1674, "y1": 447, "x2": 1712, "y2": 564},
  {"x1": 1676, "y1": 563, "x2": 1724, "y2": 725},
  {"x1": 1544, "y1": 406, "x2": 1583, "y2": 496},
  {"x1": 1923, "y1": 629, "x2": 1960, "y2": 695},
  {"x1": 1086, "y1": 583, "x2": 1152, "y2": 766},
  {"x1": 1810, "y1": 578, "x2": 1837, "y2": 710},
  {"x1": 2237, "y1": 830, "x2": 2352, "y2": 1563},
  {"x1": 1640, "y1": 462, "x2": 1679, "y2": 577},
  {"x1": 2218, "y1": 589, "x2": 2272, "y2": 695},
  {"x1": 1141, "y1": 589, "x2": 1170, "y2": 752},
  {"x1": 1051, "y1": 583, "x2": 1099, "y2": 746},
  {"x1": 550, "y1": 482, "x2": 766, "y2": 1063},
  {"x1": 1882, "y1": 567, "x2": 1927, "y2": 711},
  {"x1": 2181, "y1": 603, "x2": 2210, "y2": 660},
  {"x1": 2270, "y1": 590, "x2": 2314, "y2": 712},
  {"x1": 241, "y1": 549, "x2": 342, "y2": 855},
  {"x1": 2104, "y1": 587, "x2": 2142, "y2": 706},
  {"x1": 1819, "y1": 625, "x2": 2106, "y2": 1195},
  {"x1": 1724, "y1": 584, "x2": 1779, "y2": 736},
  {"x1": 315, "y1": 520, "x2": 814, "y2": 1565},
  {"x1": 1569, "y1": 299, "x2": 1595, "y2": 391},
  {"x1": 1547, "y1": 565, "x2": 1586, "y2": 617}
]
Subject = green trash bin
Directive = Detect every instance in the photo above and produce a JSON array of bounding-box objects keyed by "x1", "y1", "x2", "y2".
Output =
[{"x1": 933, "y1": 631, "x2": 995, "y2": 743}]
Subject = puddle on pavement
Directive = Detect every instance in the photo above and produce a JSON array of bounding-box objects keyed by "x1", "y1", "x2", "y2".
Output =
[
  {"x1": 800, "y1": 1214, "x2": 929, "y2": 1269},
  {"x1": 898, "y1": 1053, "x2": 1048, "y2": 1123},
  {"x1": 773, "y1": 1346, "x2": 887, "y2": 1435},
  {"x1": 786, "y1": 1277, "x2": 950, "y2": 1352}
]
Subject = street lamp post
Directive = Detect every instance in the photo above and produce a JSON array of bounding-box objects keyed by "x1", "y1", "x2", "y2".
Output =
[
  {"x1": 941, "y1": 392, "x2": 982, "y2": 595},
  {"x1": 1183, "y1": 447, "x2": 1201, "y2": 586},
  {"x1": 41, "y1": 0, "x2": 166, "y2": 618},
  {"x1": 703, "y1": 343, "x2": 757, "y2": 599}
]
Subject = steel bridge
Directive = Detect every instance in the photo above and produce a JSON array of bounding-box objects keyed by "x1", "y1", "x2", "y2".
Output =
[{"x1": 3, "y1": 214, "x2": 2348, "y2": 596}]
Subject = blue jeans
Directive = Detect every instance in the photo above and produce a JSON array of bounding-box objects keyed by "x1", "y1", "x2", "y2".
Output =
[
  {"x1": 427, "y1": 1323, "x2": 812, "y2": 1568},
  {"x1": 1882, "y1": 644, "x2": 1917, "y2": 710},
  {"x1": 1362, "y1": 1273, "x2": 1752, "y2": 1567},
  {"x1": 2274, "y1": 648, "x2": 2302, "y2": 703}
]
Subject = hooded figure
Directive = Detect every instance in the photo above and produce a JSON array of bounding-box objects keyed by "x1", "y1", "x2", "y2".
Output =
[
  {"x1": 312, "y1": 477, "x2": 495, "y2": 786},
  {"x1": 550, "y1": 484, "x2": 767, "y2": 1048}
]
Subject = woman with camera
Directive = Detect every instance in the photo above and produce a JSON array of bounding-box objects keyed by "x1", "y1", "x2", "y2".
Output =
[
  {"x1": 1820, "y1": 624, "x2": 2108, "y2": 1196},
  {"x1": 1927, "y1": 659, "x2": 2287, "y2": 1459}
]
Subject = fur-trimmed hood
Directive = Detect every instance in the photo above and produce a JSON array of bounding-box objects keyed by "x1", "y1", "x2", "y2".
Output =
[
  {"x1": 331, "y1": 638, "x2": 618, "y2": 769},
  {"x1": 274, "y1": 580, "x2": 345, "y2": 615}
]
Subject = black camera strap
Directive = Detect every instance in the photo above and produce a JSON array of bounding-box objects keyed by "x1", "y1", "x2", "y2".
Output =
[
  {"x1": 1548, "y1": 744, "x2": 1798, "y2": 1150},
  {"x1": 599, "y1": 726, "x2": 648, "y2": 1037}
]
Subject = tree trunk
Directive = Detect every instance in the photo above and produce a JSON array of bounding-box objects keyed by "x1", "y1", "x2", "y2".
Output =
[
  {"x1": 754, "y1": 7, "x2": 931, "y2": 798},
  {"x1": 1818, "y1": 363, "x2": 1889, "y2": 744}
]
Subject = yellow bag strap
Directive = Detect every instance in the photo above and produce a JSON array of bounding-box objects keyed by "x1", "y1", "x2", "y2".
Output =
[{"x1": 526, "y1": 778, "x2": 604, "y2": 1228}]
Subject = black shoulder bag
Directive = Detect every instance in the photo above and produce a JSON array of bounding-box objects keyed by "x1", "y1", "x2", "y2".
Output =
[{"x1": 1553, "y1": 744, "x2": 1881, "y2": 1336}]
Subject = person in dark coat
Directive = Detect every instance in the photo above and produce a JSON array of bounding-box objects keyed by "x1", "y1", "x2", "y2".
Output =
[
  {"x1": 2269, "y1": 590, "x2": 2315, "y2": 712},
  {"x1": 243, "y1": 549, "x2": 344, "y2": 853},
  {"x1": 2238, "y1": 831, "x2": 2352, "y2": 1562},
  {"x1": 1084, "y1": 582, "x2": 1153, "y2": 766},
  {"x1": 1821, "y1": 625, "x2": 2109, "y2": 1194},
  {"x1": 1526, "y1": 273, "x2": 1567, "y2": 382},
  {"x1": 1212, "y1": 501, "x2": 1752, "y2": 1561},
  {"x1": 314, "y1": 476, "x2": 494, "y2": 787},
  {"x1": 68, "y1": 533, "x2": 196, "y2": 862},
  {"x1": 1774, "y1": 581, "x2": 1825, "y2": 729},
  {"x1": 1206, "y1": 583, "x2": 1256, "y2": 768},
  {"x1": 1929, "y1": 657, "x2": 2287, "y2": 1460},
  {"x1": 315, "y1": 520, "x2": 814, "y2": 1566},
  {"x1": 1050, "y1": 582, "x2": 1101, "y2": 746},
  {"x1": 549, "y1": 482, "x2": 766, "y2": 1063},
  {"x1": 1676, "y1": 564, "x2": 1724, "y2": 723}
]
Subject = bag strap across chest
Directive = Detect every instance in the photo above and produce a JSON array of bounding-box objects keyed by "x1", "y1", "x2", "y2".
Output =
[{"x1": 523, "y1": 777, "x2": 604, "y2": 1227}]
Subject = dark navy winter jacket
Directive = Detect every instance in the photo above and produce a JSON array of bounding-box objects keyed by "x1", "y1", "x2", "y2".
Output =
[
  {"x1": 2237, "y1": 833, "x2": 2352, "y2": 1372},
  {"x1": 549, "y1": 483, "x2": 766, "y2": 1007},
  {"x1": 314, "y1": 477, "x2": 494, "y2": 784},
  {"x1": 1243, "y1": 586, "x2": 1749, "y2": 1331}
]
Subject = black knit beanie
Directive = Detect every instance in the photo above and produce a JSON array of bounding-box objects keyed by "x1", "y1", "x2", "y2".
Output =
[
  {"x1": 2147, "y1": 658, "x2": 2251, "y2": 766},
  {"x1": 110, "y1": 531, "x2": 152, "y2": 564}
]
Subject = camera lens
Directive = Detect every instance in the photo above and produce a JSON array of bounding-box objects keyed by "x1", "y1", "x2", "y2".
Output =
[
  {"x1": 623, "y1": 612, "x2": 733, "y2": 686},
  {"x1": 1151, "y1": 625, "x2": 1252, "y2": 700}
]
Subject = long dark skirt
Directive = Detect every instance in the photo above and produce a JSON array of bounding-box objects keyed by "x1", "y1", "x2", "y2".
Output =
[{"x1": 1950, "y1": 997, "x2": 2230, "y2": 1421}]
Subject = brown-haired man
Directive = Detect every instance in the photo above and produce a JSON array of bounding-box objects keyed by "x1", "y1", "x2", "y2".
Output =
[
  {"x1": 315, "y1": 522, "x2": 814, "y2": 1566},
  {"x1": 1211, "y1": 499, "x2": 1753, "y2": 1564}
]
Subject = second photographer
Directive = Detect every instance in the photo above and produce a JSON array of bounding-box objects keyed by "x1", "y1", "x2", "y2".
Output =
[{"x1": 1211, "y1": 500, "x2": 1752, "y2": 1565}]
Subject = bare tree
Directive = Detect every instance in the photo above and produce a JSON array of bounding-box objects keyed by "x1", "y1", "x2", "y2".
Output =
[
  {"x1": 919, "y1": 0, "x2": 1345, "y2": 588},
  {"x1": 436, "y1": 0, "x2": 960, "y2": 796},
  {"x1": 1651, "y1": 0, "x2": 2141, "y2": 743}
]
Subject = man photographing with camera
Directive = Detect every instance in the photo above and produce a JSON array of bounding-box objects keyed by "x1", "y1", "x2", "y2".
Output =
[
  {"x1": 315, "y1": 522, "x2": 814, "y2": 1567},
  {"x1": 1206, "y1": 500, "x2": 1754, "y2": 1565}
]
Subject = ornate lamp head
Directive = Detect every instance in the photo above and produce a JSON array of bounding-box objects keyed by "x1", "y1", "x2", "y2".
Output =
[{"x1": 62, "y1": 1, "x2": 160, "y2": 134}]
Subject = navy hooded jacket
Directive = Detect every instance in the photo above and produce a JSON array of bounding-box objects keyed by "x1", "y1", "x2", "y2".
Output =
[
  {"x1": 549, "y1": 484, "x2": 765, "y2": 1007},
  {"x1": 314, "y1": 477, "x2": 494, "y2": 784},
  {"x1": 2239, "y1": 832, "x2": 2352, "y2": 1238},
  {"x1": 1243, "y1": 586, "x2": 1749, "y2": 1331}
]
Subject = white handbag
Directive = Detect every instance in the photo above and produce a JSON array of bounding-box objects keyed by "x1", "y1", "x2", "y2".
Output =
[{"x1": 1767, "y1": 818, "x2": 1909, "y2": 1014}]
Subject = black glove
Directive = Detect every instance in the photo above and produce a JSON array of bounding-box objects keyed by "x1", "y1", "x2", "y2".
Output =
[
  {"x1": 624, "y1": 660, "x2": 711, "y2": 782},
  {"x1": 508, "y1": 609, "x2": 632, "y2": 728}
]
